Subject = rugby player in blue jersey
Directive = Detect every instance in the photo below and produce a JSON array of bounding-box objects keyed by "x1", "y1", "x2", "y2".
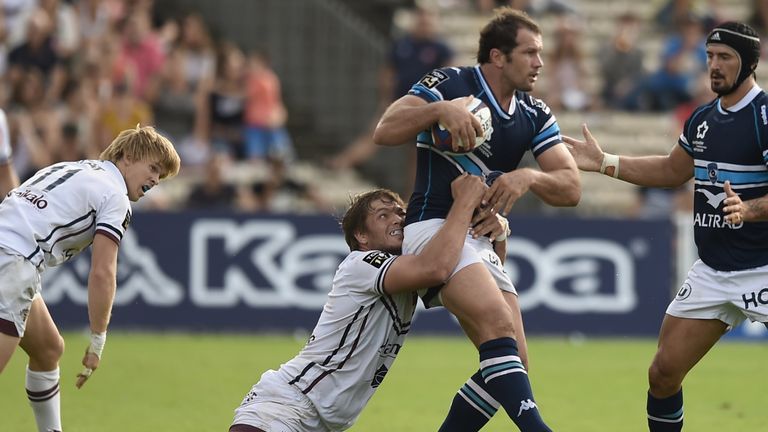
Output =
[
  {"x1": 374, "y1": 7, "x2": 580, "y2": 432},
  {"x1": 564, "y1": 21, "x2": 766, "y2": 431}
]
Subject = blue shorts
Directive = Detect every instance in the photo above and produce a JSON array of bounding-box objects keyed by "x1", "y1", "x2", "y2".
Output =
[{"x1": 244, "y1": 127, "x2": 294, "y2": 160}]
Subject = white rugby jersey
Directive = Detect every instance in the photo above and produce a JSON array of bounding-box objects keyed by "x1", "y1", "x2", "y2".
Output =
[
  {"x1": 274, "y1": 250, "x2": 416, "y2": 430},
  {"x1": 0, "y1": 160, "x2": 131, "y2": 269}
]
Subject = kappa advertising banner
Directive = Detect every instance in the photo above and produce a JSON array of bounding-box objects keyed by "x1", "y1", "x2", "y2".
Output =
[{"x1": 44, "y1": 212, "x2": 676, "y2": 336}]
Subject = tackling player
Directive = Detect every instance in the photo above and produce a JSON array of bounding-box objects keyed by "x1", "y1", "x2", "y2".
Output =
[
  {"x1": 374, "y1": 7, "x2": 579, "y2": 431},
  {"x1": 564, "y1": 21, "x2": 767, "y2": 431},
  {"x1": 0, "y1": 125, "x2": 180, "y2": 432},
  {"x1": 229, "y1": 174, "x2": 505, "y2": 431}
]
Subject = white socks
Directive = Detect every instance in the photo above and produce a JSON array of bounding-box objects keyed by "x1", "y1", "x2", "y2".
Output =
[{"x1": 26, "y1": 366, "x2": 62, "y2": 432}]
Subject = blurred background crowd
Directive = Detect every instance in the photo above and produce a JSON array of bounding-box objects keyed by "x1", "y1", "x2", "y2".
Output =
[{"x1": 1, "y1": 0, "x2": 764, "y2": 218}]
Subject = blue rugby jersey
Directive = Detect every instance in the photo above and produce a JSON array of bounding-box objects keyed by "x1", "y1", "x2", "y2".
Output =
[
  {"x1": 679, "y1": 85, "x2": 768, "y2": 271},
  {"x1": 405, "y1": 66, "x2": 562, "y2": 224}
]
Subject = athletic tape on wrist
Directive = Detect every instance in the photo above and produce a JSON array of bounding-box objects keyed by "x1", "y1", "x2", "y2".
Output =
[
  {"x1": 88, "y1": 332, "x2": 107, "y2": 358},
  {"x1": 494, "y1": 214, "x2": 511, "y2": 242},
  {"x1": 599, "y1": 153, "x2": 620, "y2": 178}
]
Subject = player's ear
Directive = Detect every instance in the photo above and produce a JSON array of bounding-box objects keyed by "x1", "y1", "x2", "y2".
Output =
[
  {"x1": 354, "y1": 230, "x2": 368, "y2": 248},
  {"x1": 489, "y1": 48, "x2": 505, "y2": 68}
]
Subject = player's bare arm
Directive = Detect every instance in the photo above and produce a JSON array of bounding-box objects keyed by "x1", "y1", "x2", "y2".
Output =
[
  {"x1": 373, "y1": 95, "x2": 482, "y2": 148},
  {"x1": 483, "y1": 143, "x2": 580, "y2": 216},
  {"x1": 383, "y1": 174, "x2": 486, "y2": 295},
  {"x1": 564, "y1": 123, "x2": 694, "y2": 187},
  {"x1": 723, "y1": 180, "x2": 768, "y2": 223},
  {"x1": 77, "y1": 233, "x2": 118, "y2": 389}
]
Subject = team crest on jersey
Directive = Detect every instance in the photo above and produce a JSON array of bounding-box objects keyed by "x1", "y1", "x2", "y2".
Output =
[
  {"x1": 707, "y1": 162, "x2": 718, "y2": 184},
  {"x1": 363, "y1": 251, "x2": 391, "y2": 268},
  {"x1": 418, "y1": 70, "x2": 449, "y2": 89},
  {"x1": 122, "y1": 211, "x2": 132, "y2": 230},
  {"x1": 371, "y1": 364, "x2": 389, "y2": 388}
]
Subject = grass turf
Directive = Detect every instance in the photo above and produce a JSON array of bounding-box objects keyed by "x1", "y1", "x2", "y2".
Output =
[{"x1": 1, "y1": 332, "x2": 764, "y2": 431}]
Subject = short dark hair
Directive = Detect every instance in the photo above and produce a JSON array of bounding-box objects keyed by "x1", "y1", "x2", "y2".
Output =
[
  {"x1": 341, "y1": 189, "x2": 403, "y2": 251},
  {"x1": 477, "y1": 7, "x2": 541, "y2": 64}
]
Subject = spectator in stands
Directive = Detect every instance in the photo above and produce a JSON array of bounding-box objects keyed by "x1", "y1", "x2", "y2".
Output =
[
  {"x1": 243, "y1": 49, "x2": 294, "y2": 162},
  {"x1": 748, "y1": 0, "x2": 768, "y2": 40},
  {"x1": 119, "y1": 8, "x2": 165, "y2": 102},
  {"x1": 194, "y1": 40, "x2": 247, "y2": 160},
  {"x1": 326, "y1": 6, "x2": 453, "y2": 196},
  {"x1": 625, "y1": 13, "x2": 707, "y2": 111},
  {"x1": 654, "y1": 0, "x2": 722, "y2": 34},
  {"x1": 253, "y1": 156, "x2": 332, "y2": 213},
  {"x1": 95, "y1": 79, "x2": 153, "y2": 154},
  {"x1": 76, "y1": 0, "x2": 117, "y2": 59},
  {"x1": 39, "y1": 0, "x2": 79, "y2": 60},
  {"x1": 7, "y1": 8, "x2": 67, "y2": 104},
  {"x1": 546, "y1": 14, "x2": 590, "y2": 111},
  {"x1": 186, "y1": 154, "x2": 240, "y2": 210},
  {"x1": 7, "y1": 68, "x2": 61, "y2": 180},
  {"x1": 56, "y1": 79, "x2": 100, "y2": 159},
  {"x1": 598, "y1": 11, "x2": 647, "y2": 109}
]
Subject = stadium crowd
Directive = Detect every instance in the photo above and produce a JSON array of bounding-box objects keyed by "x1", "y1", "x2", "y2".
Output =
[{"x1": 0, "y1": 0, "x2": 764, "y2": 215}]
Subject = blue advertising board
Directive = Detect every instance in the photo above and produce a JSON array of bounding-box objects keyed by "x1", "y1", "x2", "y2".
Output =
[{"x1": 43, "y1": 212, "x2": 674, "y2": 336}]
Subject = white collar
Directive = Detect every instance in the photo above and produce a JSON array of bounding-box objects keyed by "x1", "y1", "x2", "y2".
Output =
[{"x1": 717, "y1": 84, "x2": 763, "y2": 113}]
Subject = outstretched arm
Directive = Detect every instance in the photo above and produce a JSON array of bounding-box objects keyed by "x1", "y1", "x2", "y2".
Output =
[
  {"x1": 563, "y1": 124, "x2": 694, "y2": 187},
  {"x1": 482, "y1": 143, "x2": 581, "y2": 216}
]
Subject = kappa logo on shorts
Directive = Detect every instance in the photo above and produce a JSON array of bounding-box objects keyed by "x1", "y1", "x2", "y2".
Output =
[
  {"x1": 675, "y1": 283, "x2": 692, "y2": 301},
  {"x1": 418, "y1": 70, "x2": 449, "y2": 89},
  {"x1": 363, "y1": 251, "x2": 391, "y2": 269}
]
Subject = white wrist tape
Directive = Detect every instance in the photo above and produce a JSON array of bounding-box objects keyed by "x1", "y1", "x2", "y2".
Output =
[
  {"x1": 88, "y1": 332, "x2": 107, "y2": 358},
  {"x1": 494, "y1": 214, "x2": 511, "y2": 242},
  {"x1": 600, "y1": 153, "x2": 620, "y2": 178}
]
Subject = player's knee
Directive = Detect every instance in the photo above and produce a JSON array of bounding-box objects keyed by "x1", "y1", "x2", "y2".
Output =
[
  {"x1": 480, "y1": 306, "x2": 516, "y2": 340},
  {"x1": 647, "y1": 358, "x2": 681, "y2": 395},
  {"x1": 34, "y1": 334, "x2": 64, "y2": 365}
]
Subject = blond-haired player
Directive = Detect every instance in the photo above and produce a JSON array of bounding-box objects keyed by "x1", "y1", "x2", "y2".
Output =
[{"x1": 0, "y1": 125, "x2": 180, "y2": 432}]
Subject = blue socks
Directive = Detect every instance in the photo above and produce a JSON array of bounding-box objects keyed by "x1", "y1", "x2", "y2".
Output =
[
  {"x1": 438, "y1": 370, "x2": 499, "y2": 431},
  {"x1": 439, "y1": 337, "x2": 551, "y2": 431},
  {"x1": 647, "y1": 389, "x2": 683, "y2": 431}
]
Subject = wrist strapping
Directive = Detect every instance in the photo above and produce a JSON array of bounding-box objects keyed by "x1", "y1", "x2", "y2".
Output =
[
  {"x1": 88, "y1": 332, "x2": 107, "y2": 358},
  {"x1": 494, "y1": 214, "x2": 511, "y2": 242},
  {"x1": 600, "y1": 153, "x2": 620, "y2": 178}
]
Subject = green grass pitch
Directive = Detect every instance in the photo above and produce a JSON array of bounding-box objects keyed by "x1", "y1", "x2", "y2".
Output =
[{"x1": 1, "y1": 332, "x2": 764, "y2": 431}]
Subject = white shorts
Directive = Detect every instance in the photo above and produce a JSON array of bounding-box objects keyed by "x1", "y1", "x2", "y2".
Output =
[
  {"x1": 232, "y1": 370, "x2": 329, "y2": 432},
  {"x1": 0, "y1": 248, "x2": 41, "y2": 337},
  {"x1": 667, "y1": 259, "x2": 768, "y2": 327},
  {"x1": 403, "y1": 219, "x2": 516, "y2": 308}
]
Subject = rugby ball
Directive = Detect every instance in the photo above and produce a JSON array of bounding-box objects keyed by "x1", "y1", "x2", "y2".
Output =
[{"x1": 432, "y1": 98, "x2": 493, "y2": 154}]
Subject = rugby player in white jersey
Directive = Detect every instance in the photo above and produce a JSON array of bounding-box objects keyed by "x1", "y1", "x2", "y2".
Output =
[
  {"x1": 0, "y1": 108, "x2": 19, "y2": 197},
  {"x1": 0, "y1": 125, "x2": 180, "y2": 432},
  {"x1": 229, "y1": 173, "x2": 506, "y2": 432},
  {"x1": 565, "y1": 21, "x2": 767, "y2": 431}
]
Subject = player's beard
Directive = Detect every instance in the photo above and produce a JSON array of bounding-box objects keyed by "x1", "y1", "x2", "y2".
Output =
[{"x1": 710, "y1": 74, "x2": 733, "y2": 96}]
